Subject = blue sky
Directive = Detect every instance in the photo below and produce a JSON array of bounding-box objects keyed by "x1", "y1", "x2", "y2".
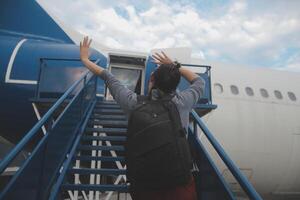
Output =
[{"x1": 41, "y1": 0, "x2": 300, "y2": 71}]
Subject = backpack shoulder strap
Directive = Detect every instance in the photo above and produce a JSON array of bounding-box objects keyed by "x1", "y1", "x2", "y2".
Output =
[
  {"x1": 161, "y1": 99, "x2": 185, "y2": 133},
  {"x1": 128, "y1": 95, "x2": 148, "y2": 128},
  {"x1": 131, "y1": 95, "x2": 150, "y2": 113}
]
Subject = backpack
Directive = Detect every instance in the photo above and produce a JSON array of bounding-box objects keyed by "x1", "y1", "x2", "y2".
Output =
[{"x1": 125, "y1": 95, "x2": 193, "y2": 191}]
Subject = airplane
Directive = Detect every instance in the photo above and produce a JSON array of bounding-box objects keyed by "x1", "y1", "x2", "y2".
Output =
[{"x1": 0, "y1": 0, "x2": 299, "y2": 199}]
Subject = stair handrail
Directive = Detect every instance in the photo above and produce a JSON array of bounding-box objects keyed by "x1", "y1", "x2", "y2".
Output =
[
  {"x1": 191, "y1": 110, "x2": 263, "y2": 200},
  {"x1": 0, "y1": 70, "x2": 92, "y2": 174}
]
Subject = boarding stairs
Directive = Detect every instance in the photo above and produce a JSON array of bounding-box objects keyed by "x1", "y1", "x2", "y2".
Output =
[{"x1": 0, "y1": 64, "x2": 263, "y2": 200}]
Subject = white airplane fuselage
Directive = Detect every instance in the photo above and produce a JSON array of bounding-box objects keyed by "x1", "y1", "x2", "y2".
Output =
[{"x1": 190, "y1": 63, "x2": 300, "y2": 198}]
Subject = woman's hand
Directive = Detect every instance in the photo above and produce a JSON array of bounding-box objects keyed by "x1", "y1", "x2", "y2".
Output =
[
  {"x1": 152, "y1": 51, "x2": 174, "y2": 65},
  {"x1": 152, "y1": 51, "x2": 198, "y2": 82},
  {"x1": 80, "y1": 36, "x2": 92, "y2": 62},
  {"x1": 79, "y1": 36, "x2": 103, "y2": 75}
]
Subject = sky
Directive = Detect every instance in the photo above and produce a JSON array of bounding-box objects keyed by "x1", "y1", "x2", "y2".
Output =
[{"x1": 40, "y1": 0, "x2": 300, "y2": 72}]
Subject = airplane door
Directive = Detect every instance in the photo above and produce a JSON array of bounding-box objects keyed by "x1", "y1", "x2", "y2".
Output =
[{"x1": 105, "y1": 55, "x2": 146, "y2": 100}]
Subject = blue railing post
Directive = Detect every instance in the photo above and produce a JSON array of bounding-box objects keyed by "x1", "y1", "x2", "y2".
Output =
[
  {"x1": 47, "y1": 116, "x2": 54, "y2": 132},
  {"x1": 80, "y1": 76, "x2": 87, "y2": 120}
]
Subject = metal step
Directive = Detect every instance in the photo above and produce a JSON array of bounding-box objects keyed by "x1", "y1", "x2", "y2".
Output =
[
  {"x1": 85, "y1": 127, "x2": 127, "y2": 134},
  {"x1": 91, "y1": 114, "x2": 127, "y2": 120},
  {"x1": 95, "y1": 104, "x2": 121, "y2": 109},
  {"x1": 93, "y1": 109, "x2": 124, "y2": 115},
  {"x1": 74, "y1": 156, "x2": 125, "y2": 162},
  {"x1": 68, "y1": 168, "x2": 126, "y2": 175},
  {"x1": 62, "y1": 184, "x2": 129, "y2": 192},
  {"x1": 96, "y1": 101, "x2": 118, "y2": 105},
  {"x1": 89, "y1": 120, "x2": 128, "y2": 127},
  {"x1": 81, "y1": 135, "x2": 126, "y2": 142},
  {"x1": 78, "y1": 145, "x2": 125, "y2": 151}
]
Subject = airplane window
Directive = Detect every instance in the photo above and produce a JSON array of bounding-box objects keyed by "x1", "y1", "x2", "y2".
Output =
[
  {"x1": 274, "y1": 90, "x2": 283, "y2": 100},
  {"x1": 260, "y1": 88, "x2": 269, "y2": 98},
  {"x1": 245, "y1": 87, "x2": 254, "y2": 96},
  {"x1": 288, "y1": 92, "x2": 297, "y2": 101},
  {"x1": 230, "y1": 85, "x2": 239, "y2": 95},
  {"x1": 214, "y1": 83, "x2": 223, "y2": 94}
]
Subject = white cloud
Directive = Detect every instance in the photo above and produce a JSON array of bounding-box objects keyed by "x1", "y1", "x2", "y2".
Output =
[
  {"x1": 276, "y1": 52, "x2": 300, "y2": 72},
  {"x1": 192, "y1": 51, "x2": 205, "y2": 60},
  {"x1": 39, "y1": 0, "x2": 300, "y2": 71},
  {"x1": 105, "y1": 37, "x2": 124, "y2": 49}
]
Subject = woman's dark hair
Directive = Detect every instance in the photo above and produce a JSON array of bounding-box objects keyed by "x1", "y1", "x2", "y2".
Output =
[{"x1": 153, "y1": 63, "x2": 181, "y2": 94}]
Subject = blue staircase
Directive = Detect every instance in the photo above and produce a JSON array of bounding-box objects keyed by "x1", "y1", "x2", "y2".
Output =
[{"x1": 0, "y1": 66, "x2": 263, "y2": 200}]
